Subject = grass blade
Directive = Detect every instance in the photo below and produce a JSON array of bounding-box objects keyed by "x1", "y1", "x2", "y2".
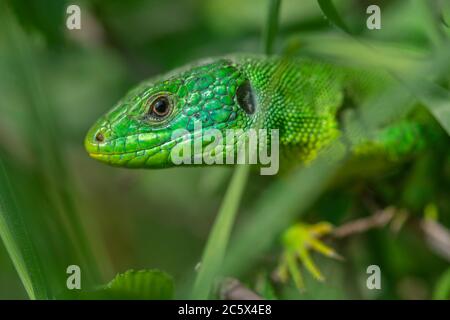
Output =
[
  {"x1": 262, "y1": 0, "x2": 282, "y2": 55},
  {"x1": 191, "y1": 165, "x2": 250, "y2": 299},
  {"x1": 2, "y1": 3, "x2": 102, "y2": 288},
  {"x1": 190, "y1": 0, "x2": 282, "y2": 299},
  {"x1": 317, "y1": 0, "x2": 351, "y2": 34},
  {"x1": 417, "y1": 81, "x2": 450, "y2": 136},
  {"x1": 0, "y1": 158, "x2": 49, "y2": 299}
]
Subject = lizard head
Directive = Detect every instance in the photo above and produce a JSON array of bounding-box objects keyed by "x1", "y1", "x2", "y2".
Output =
[{"x1": 85, "y1": 58, "x2": 257, "y2": 168}]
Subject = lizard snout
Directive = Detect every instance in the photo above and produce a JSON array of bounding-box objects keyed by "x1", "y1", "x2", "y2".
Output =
[{"x1": 84, "y1": 119, "x2": 113, "y2": 163}]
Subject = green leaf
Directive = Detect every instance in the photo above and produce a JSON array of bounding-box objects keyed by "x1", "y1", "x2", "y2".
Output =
[
  {"x1": 8, "y1": 0, "x2": 67, "y2": 47},
  {"x1": 102, "y1": 269, "x2": 174, "y2": 300},
  {"x1": 417, "y1": 82, "x2": 450, "y2": 136},
  {"x1": 433, "y1": 268, "x2": 450, "y2": 300},
  {"x1": 0, "y1": 158, "x2": 49, "y2": 299},
  {"x1": 317, "y1": 0, "x2": 351, "y2": 34},
  {"x1": 262, "y1": 0, "x2": 282, "y2": 55},
  {"x1": 191, "y1": 165, "x2": 250, "y2": 299},
  {"x1": 2, "y1": 1, "x2": 102, "y2": 288}
]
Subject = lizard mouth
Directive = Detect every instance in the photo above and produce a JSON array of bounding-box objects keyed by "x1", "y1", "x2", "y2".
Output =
[
  {"x1": 85, "y1": 127, "x2": 188, "y2": 168},
  {"x1": 86, "y1": 145, "x2": 171, "y2": 168},
  {"x1": 85, "y1": 138, "x2": 174, "y2": 167},
  {"x1": 87, "y1": 146, "x2": 161, "y2": 160}
]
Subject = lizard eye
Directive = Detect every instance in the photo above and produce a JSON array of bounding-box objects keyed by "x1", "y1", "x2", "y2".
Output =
[{"x1": 146, "y1": 95, "x2": 172, "y2": 120}]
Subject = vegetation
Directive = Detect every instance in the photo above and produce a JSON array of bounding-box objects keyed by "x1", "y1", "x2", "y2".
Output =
[{"x1": 0, "y1": 0, "x2": 449, "y2": 300}]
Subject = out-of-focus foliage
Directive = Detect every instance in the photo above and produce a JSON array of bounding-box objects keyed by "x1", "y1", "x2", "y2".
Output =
[
  {"x1": 0, "y1": 0, "x2": 449, "y2": 299},
  {"x1": 98, "y1": 269, "x2": 174, "y2": 300}
]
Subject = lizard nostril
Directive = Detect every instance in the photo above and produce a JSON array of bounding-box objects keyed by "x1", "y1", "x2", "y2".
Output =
[{"x1": 95, "y1": 132, "x2": 104, "y2": 143}]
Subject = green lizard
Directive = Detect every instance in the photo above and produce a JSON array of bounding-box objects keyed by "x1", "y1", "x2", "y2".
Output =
[{"x1": 85, "y1": 55, "x2": 438, "y2": 289}]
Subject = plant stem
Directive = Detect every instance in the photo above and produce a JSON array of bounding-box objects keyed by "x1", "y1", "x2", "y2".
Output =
[
  {"x1": 190, "y1": 0, "x2": 282, "y2": 299},
  {"x1": 191, "y1": 165, "x2": 250, "y2": 299},
  {"x1": 262, "y1": 0, "x2": 282, "y2": 55}
]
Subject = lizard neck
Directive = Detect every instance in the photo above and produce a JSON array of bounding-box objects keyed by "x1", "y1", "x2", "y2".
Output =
[{"x1": 236, "y1": 56, "x2": 344, "y2": 162}]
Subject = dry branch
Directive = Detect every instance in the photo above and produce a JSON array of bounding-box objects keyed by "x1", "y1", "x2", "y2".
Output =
[{"x1": 220, "y1": 278, "x2": 263, "y2": 300}]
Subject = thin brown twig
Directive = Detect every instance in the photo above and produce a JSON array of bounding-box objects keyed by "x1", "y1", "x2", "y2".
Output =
[
  {"x1": 220, "y1": 278, "x2": 264, "y2": 300},
  {"x1": 330, "y1": 205, "x2": 450, "y2": 263},
  {"x1": 420, "y1": 219, "x2": 450, "y2": 262},
  {"x1": 331, "y1": 207, "x2": 396, "y2": 238}
]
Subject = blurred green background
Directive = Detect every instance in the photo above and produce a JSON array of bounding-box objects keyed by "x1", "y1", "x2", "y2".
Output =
[{"x1": 0, "y1": 0, "x2": 449, "y2": 299}]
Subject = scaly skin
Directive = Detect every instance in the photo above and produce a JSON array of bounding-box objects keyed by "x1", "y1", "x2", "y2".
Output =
[
  {"x1": 84, "y1": 55, "x2": 357, "y2": 167},
  {"x1": 85, "y1": 55, "x2": 434, "y2": 290},
  {"x1": 85, "y1": 55, "x2": 429, "y2": 167}
]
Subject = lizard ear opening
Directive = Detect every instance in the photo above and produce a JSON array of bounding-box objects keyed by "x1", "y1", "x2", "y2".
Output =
[{"x1": 236, "y1": 80, "x2": 256, "y2": 115}]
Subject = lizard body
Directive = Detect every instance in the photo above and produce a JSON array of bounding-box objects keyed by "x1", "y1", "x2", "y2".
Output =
[
  {"x1": 84, "y1": 55, "x2": 445, "y2": 289},
  {"x1": 85, "y1": 55, "x2": 430, "y2": 169}
]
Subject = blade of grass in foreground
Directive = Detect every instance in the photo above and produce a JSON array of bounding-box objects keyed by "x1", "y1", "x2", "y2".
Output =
[
  {"x1": 191, "y1": 165, "x2": 250, "y2": 299},
  {"x1": 0, "y1": 159, "x2": 48, "y2": 299},
  {"x1": 2, "y1": 3, "x2": 102, "y2": 287},
  {"x1": 191, "y1": 0, "x2": 282, "y2": 299}
]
